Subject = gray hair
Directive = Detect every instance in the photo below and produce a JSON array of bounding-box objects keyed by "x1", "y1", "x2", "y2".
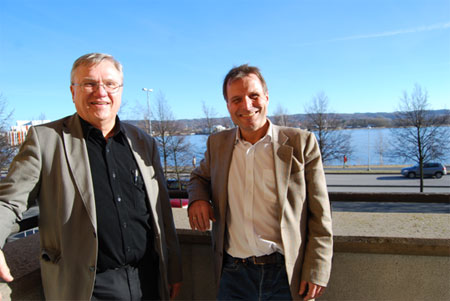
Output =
[{"x1": 70, "y1": 53, "x2": 123, "y2": 83}]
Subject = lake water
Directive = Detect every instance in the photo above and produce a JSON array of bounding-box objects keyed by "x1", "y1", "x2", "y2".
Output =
[{"x1": 176, "y1": 127, "x2": 450, "y2": 166}]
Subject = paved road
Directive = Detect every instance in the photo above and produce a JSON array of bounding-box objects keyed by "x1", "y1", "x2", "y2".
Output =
[
  {"x1": 325, "y1": 173, "x2": 449, "y2": 213},
  {"x1": 331, "y1": 201, "x2": 450, "y2": 214},
  {"x1": 326, "y1": 173, "x2": 450, "y2": 193}
]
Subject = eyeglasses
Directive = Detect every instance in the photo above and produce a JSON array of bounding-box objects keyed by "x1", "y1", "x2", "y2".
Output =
[{"x1": 72, "y1": 81, "x2": 123, "y2": 93}]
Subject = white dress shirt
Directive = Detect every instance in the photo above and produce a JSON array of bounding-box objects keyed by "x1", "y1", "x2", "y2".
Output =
[{"x1": 225, "y1": 121, "x2": 283, "y2": 258}]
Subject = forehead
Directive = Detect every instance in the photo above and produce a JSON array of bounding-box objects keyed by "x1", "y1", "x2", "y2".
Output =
[
  {"x1": 228, "y1": 74, "x2": 262, "y2": 88},
  {"x1": 227, "y1": 74, "x2": 264, "y2": 92},
  {"x1": 73, "y1": 61, "x2": 122, "y2": 79}
]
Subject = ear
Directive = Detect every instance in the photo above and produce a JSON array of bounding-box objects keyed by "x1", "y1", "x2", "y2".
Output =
[{"x1": 70, "y1": 85, "x2": 75, "y2": 103}]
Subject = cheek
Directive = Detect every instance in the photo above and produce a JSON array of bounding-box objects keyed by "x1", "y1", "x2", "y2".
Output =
[
  {"x1": 257, "y1": 99, "x2": 268, "y2": 107},
  {"x1": 114, "y1": 96, "x2": 122, "y2": 106},
  {"x1": 226, "y1": 103, "x2": 233, "y2": 114}
]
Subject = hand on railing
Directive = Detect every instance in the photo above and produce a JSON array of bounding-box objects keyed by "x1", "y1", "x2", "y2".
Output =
[
  {"x1": 0, "y1": 249, "x2": 13, "y2": 283},
  {"x1": 188, "y1": 200, "x2": 215, "y2": 232}
]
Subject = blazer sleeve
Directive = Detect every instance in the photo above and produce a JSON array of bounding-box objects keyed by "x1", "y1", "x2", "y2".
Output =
[
  {"x1": 0, "y1": 127, "x2": 42, "y2": 247},
  {"x1": 187, "y1": 135, "x2": 213, "y2": 205},
  {"x1": 301, "y1": 132, "x2": 333, "y2": 286}
]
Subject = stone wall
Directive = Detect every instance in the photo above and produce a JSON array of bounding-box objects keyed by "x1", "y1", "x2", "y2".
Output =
[{"x1": 1, "y1": 209, "x2": 449, "y2": 300}]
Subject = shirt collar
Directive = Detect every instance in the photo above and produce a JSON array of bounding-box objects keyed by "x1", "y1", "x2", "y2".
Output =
[
  {"x1": 234, "y1": 119, "x2": 273, "y2": 145},
  {"x1": 79, "y1": 115, "x2": 122, "y2": 140}
]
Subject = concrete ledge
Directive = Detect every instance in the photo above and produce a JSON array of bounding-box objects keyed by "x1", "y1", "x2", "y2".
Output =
[
  {"x1": 0, "y1": 234, "x2": 44, "y2": 300},
  {"x1": 1, "y1": 209, "x2": 449, "y2": 300},
  {"x1": 334, "y1": 236, "x2": 450, "y2": 256},
  {"x1": 176, "y1": 228, "x2": 212, "y2": 245},
  {"x1": 174, "y1": 209, "x2": 450, "y2": 257}
]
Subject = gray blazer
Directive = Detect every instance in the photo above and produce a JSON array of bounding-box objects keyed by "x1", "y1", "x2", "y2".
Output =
[
  {"x1": 188, "y1": 125, "x2": 333, "y2": 300},
  {"x1": 0, "y1": 113, "x2": 182, "y2": 300}
]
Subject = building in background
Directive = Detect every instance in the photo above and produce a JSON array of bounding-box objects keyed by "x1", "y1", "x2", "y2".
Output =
[{"x1": 8, "y1": 120, "x2": 50, "y2": 146}]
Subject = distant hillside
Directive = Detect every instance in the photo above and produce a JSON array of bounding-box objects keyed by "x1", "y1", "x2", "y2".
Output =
[
  {"x1": 124, "y1": 109, "x2": 450, "y2": 134},
  {"x1": 289, "y1": 109, "x2": 450, "y2": 128}
]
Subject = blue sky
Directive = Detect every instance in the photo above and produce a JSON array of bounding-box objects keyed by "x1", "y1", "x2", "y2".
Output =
[{"x1": 1, "y1": 0, "x2": 449, "y2": 124}]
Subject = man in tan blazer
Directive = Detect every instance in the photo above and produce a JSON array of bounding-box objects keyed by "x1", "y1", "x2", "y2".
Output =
[
  {"x1": 188, "y1": 64, "x2": 333, "y2": 300},
  {"x1": 0, "y1": 53, "x2": 182, "y2": 300}
]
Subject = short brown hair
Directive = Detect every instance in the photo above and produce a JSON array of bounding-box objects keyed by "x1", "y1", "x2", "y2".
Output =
[{"x1": 222, "y1": 64, "x2": 268, "y2": 101}]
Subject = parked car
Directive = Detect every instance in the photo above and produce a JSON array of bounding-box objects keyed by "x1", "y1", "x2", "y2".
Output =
[
  {"x1": 170, "y1": 198, "x2": 189, "y2": 208},
  {"x1": 166, "y1": 178, "x2": 188, "y2": 190},
  {"x1": 401, "y1": 162, "x2": 447, "y2": 179}
]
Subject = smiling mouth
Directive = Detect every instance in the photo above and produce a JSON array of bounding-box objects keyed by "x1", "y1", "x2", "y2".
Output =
[
  {"x1": 90, "y1": 101, "x2": 110, "y2": 105},
  {"x1": 239, "y1": 111, "x2": 259, "y2": 117}
]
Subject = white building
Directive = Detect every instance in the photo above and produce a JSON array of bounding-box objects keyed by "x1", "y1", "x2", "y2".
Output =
[
  {"x1": 213, "y1": 125, "x2": 227, "y2": 132},
  {"x1": 8, "y1": 120, "x2": 50, "y2": 146}
]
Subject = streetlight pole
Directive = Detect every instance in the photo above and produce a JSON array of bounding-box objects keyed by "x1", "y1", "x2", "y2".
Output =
[
  {"x1": 142, "y1": 88, "x2": 153, "y2": 136},
  {"x1": 367, "y1": 125, "x2": 371, "y2": 171}
]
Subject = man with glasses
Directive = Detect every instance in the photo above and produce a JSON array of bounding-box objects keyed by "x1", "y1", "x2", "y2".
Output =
[
  {"x1": 188, "y1": 64, "x2": 333, "y2": 300},
  {"x1": 0, "y1": 53, "x2": 182, "y2": 300}
]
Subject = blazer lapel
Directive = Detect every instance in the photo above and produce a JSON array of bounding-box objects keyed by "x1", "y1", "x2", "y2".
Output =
[
  {"x1": 62, "y1": 114, "x2": 97, "y2": 230},
  {"x1": 217, "y1": 128, "x2": 237, "y2": 222},
  {"x1": 272, "y1": 126, "x2": 293, "y2": 213},
  {"x1": 123, "y1": 129, "x2": 159, "y2": 222}
]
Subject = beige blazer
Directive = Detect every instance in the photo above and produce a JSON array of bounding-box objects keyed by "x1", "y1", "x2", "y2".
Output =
[
  {"x1": 0, "y1": 114, "x2": 182, "y2": 300},
  {"x1": 188, "y1": 124, "x2": 333, "y2": 300}
]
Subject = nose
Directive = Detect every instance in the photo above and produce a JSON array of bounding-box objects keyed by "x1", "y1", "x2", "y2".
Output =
[
  {"x1": 94, "y1": 83, "x2": 108, "y2": 96},
  {"x1": 242, "y1": 96, "x2": 253, "y2": 110}
]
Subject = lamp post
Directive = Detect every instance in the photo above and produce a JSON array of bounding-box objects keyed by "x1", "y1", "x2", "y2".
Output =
[
  {"x1": 367, "y1": 125, "x2": 371, "y2": 171},
  {"x1": 142, "y1": 88, "x2": 153, "y2": 136}
]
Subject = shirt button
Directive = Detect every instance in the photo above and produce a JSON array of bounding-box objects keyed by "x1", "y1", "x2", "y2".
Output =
[
  {"x1": 106, "y1": 148, "x2": 110, "y2": 153},
  {"x1": 112, "y1": 172, "x2": 116, "y2": 179},
  {"x1": 123, "y1": 222, "x2": 127, "y2": 228},
  {"x1": 126, "y1": 247, "x2": 131, "y2": 253},
  {"x1": 117, "y1": 196, "x2": 122, "y2": 202}
]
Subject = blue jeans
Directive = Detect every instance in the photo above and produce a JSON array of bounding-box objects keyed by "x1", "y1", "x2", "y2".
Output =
[{"x1": 217, "y1": 253, "x2": 292, "y2": 301}]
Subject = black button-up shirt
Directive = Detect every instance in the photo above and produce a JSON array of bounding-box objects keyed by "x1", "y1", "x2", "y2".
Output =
[{"x1": 80, "y1": 117, "x2": 153, "y2": 271}]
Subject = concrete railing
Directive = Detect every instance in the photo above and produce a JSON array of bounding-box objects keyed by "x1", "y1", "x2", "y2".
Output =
[{"x1": 1, "y1": 192, "x2": 449, "y2": 300}]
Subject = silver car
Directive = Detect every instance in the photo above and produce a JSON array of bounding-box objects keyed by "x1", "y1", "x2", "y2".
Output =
[{"x1": 401, "y1": 162, "x2": 447, "y2": 179}]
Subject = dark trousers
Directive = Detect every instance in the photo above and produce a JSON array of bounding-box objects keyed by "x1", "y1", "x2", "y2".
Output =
[
  {"x1": 217, "y1": 253, "x2": 292, "y2": 301},
  {"x1": 92, "y1": 260, "x2": 159, "y2": 300}
]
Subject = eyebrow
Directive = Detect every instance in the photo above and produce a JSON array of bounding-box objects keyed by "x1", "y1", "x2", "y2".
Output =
[{"x1": 80, "y1": 77, "x2": 97, "y2": 82}]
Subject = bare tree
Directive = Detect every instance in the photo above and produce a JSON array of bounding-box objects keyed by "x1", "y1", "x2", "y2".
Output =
[
  {"x1": 374, "y1": 131, "x2": 387, "y2": 165},
  {"x1": 0, "y1": 94, "x2": 15, "y2": 170},
  {"x1": 152, "y1": 92, "x2": 193, "y2": 181},
  {"x1": 390, "y1": 84, "x2": 450, "y2": 192},
  {"x1": 202, "y1": 100, "x2": 217, "y2": 135},
  {"x1": 168, "y1": 135, "x2": 193, "y2": 189},
  {"x1": 304, "y1": 92, "x2": 353, "y2": 163},
  {"x1": 272, "y1": 103, "x2": 291, "y2": 126}
]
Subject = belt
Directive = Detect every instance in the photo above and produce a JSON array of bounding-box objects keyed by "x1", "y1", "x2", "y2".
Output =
[
  {"x1": 228, "y1": 252, "x2": 284, "y2": 265},
  {"x1": 96, "y1": 263, "x2": 138, "y2": 274}
]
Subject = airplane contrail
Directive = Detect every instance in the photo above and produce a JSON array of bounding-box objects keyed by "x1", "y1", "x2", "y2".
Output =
[{"x1": 331, "y1": 22, "x2": 450, "y2": 42}]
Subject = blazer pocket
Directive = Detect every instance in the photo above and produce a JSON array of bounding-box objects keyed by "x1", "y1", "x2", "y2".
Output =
[{"x1": 41, "y1": 249, "x2": 61, "y2": 264}]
